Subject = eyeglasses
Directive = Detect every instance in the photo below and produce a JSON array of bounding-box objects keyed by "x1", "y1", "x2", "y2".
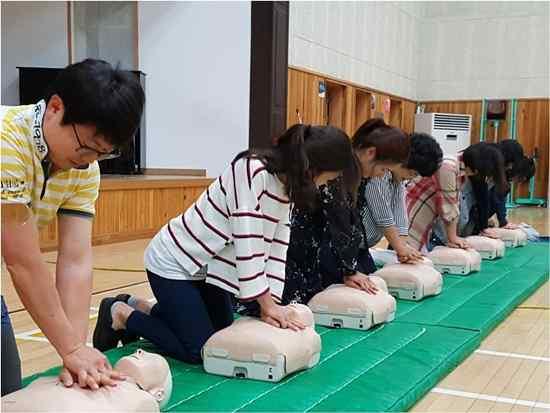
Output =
[{"x1": 72, "y1": 124, "x2": 120, "y2": 161}]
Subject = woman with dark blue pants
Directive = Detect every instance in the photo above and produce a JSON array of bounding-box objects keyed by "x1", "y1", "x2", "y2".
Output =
[
  {"x1": 93, "y1": 125, "x2": 359, "y2": 363},
  {"x1": 122, "y1": 271, "x2": 234, "y2": 363}
]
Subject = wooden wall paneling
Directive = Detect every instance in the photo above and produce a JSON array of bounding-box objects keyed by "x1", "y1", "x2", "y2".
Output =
[
  {"x1": 373, "y1": 93, "x2": 384, "y2": 120},
  {"x1": 421, "y1": 99, "x2": 548, "y2": 200},
  {"x1": 325, "y1": 80, "x2": 346, "y2": 130},
  {"x1": 305, "y1": 74, "x2": 325, "y2": 125},
  {"x1": 458, "y1": 102, "x2": 482, "y2": 144},
  {"x1": 354, "y1": 89, "x2": 371, "y2": 133},
  {"x1": 401, "y1": 100, "x2": 417, "y2": 134},
  {"x1": 150, "y1": 188, "x2": 179, "y2": 230},
  {"x1": 288, "y1": 67, "x2": 418, "y2": 133},
  {"x1": 143, "y1": 168, "x2": 206, "y2": 176},
  {"x1": 515, "y1": 99, "x2": 549, "y2": 199},
  {"x1": 287, "y1": 68, "x2": 305, "y2": 126},
  {"x1": 287, "y1": 69, "x2": 325, "y2": 126},
  {"x1": 39, "y1": 178, "x2": 213, "y2": 251},
  {"x1": 382, "y1": 95, "x2": 390, "y2": 124},
  {"x1": 344, "y1": 86, "x2": 355, "y2": 137},
  {"x1": 373, "y1": 93, "x2": 390, "y2": 123},
  {"x1": 389, "y1": 99, "x2": 402, "y2": 129}
]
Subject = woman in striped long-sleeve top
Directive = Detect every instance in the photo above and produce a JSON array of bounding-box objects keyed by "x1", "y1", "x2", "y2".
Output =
[
  {"x1": 238, "y1": 130, "x2": 362, "y2": 308},
  {"x1": 93, "y1": 124, "x2": 358, "y2": 364}
]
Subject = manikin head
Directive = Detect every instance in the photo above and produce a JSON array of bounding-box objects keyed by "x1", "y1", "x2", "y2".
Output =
[{"x1": 114, "y1": 349, "x2": 172, "y2": 409}]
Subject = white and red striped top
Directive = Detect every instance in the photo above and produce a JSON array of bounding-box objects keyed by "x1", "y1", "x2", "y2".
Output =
[{"x1": 144, "y1": 157, "x2": 291, "y2": 302}]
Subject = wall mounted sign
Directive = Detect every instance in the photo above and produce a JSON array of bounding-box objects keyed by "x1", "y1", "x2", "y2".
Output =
[{"x1": 318, "y1": 81, "x2": 326, "y2": 98}]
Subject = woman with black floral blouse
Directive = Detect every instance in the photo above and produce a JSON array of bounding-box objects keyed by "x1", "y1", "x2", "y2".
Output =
[
  {"x1": 282, "y1": 177, "x2": 378, "y2": 304},
  {"x1": 280, "y1": 119, "x2": 444, "y2": 307},
  {"x1": 280, "y1": 120, "x2": 413, "y2": 305}
]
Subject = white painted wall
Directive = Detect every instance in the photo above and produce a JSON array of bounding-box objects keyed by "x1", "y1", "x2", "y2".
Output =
[
  {"x1": 289, "y1": 1, "x2": 549, "y2": 102},
  {"x1": 73, "y1": 2, "x2": 136, "y2": 70},
  {"x1": 288, "y1": 1, "x2": 423, "y2": 101},
  {"x1": 5, "y1": 1, "x2": 545, "y2": 174},
  {"x1": 1, "y1": 1, "x2": 69, "y2": 105},
  {"x1": 138, "y1": 2, "x2": 251, "y2": 176},
  {"x1": 417, "y1": 1, "x2": 550, "y2": 101}
]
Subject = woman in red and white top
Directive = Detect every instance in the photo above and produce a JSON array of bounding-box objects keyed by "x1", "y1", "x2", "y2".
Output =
[
  {"x1": 93, "y1": 124, "x2": 358, "y2": 364},
  {"x1": 406, "y1": 142, "x2": 507, "y2": 251}
]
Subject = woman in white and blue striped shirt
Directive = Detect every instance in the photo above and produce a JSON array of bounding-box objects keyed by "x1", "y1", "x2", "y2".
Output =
[
  {"x1": 360, "y1": 170, "x2": 409, "y2": 248},
  {"x1": 359, "y1": 131, "x2": 443, "y2": 262}
]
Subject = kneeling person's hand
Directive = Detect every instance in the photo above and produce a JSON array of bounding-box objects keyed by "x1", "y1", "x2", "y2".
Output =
[{"x1": 344, "y1": 273, "x2": 379, "y2": 294}]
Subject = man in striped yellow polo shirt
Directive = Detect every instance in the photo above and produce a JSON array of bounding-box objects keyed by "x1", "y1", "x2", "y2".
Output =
[{"x1": 1, "y1": 59, "x2": 144, "y2": 395}]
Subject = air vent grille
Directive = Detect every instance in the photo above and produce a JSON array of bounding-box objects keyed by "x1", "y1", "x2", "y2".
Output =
[{"x1": 433, "y1": 114, "x2": 471, "y2": 131}]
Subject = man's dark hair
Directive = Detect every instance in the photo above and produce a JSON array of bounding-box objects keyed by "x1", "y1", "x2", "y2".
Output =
[
  {"x1": 47, "y1": 59, "x2": 145, "y2": 147},
  {"x1": 405, "y1": 132, "x2": 443, "y2": 177}
]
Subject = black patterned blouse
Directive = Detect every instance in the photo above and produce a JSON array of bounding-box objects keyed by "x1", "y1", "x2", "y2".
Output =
[{"x1": 281, "y1": 178, "x2": 366, "y2": 305}]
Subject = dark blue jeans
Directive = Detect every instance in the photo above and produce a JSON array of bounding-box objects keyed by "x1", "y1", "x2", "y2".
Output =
[
  {"x1": 1, "y1": 296, "x2": 21, "y2": 395},
  {"x1": 126, "y1": 271, "x2": 234, "y2": 364}
]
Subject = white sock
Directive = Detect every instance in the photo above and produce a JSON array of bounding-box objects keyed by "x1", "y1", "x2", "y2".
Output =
[
  {"x1": 127, "y1": 295, "x2": 139, "y2": 309},
  {"x1": 110, "y1": 301, "x2": 125, "y2": 330}
]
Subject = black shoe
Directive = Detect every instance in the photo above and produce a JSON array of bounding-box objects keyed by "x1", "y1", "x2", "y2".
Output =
[
  {"x1": 114, "y1": 294, "x2": 140, "y2": 346},
  {"x1": 93, "y1": 297, "x2": 125, "y2": 352}
]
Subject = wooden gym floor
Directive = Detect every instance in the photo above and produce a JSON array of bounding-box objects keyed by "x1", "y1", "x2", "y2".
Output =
[{"x1": 1, "y1": 206, "x2": 548, "y2": 411}]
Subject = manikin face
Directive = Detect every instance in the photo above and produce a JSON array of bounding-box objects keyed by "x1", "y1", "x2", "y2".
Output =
[{"x1": 115, "y1": 349, "x2": 172, "y2": 408}]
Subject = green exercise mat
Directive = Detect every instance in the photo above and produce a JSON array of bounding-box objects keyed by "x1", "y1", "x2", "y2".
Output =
[
  {"x1": 395, "y1": 243, "x2": 548, "y2": 337},
  {"x1": 22, "y1": 243, "x2": 549, "y2": 412}
]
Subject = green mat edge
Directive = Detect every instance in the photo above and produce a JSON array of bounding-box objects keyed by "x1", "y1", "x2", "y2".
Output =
[
  {"x1": 476, "y1": 268, "x2": 549, "y2": 340},
  {"x1": 393, "y1": 267, "x2": 549, "y2": 339},
  {"x1": 388, "y1": 326, "x2": 481, "y2": 412},
  {"x1": 391, "y1": 261, "x2": 549, "y2": 411}
]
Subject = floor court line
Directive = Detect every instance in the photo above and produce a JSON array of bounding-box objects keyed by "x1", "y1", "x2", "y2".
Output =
[
  {"x1": 474, "y1": 349, "x2": 550, "y2": 362},
  {"x1": 431, "y1": 387, "x2": 550, "y2": 410}
]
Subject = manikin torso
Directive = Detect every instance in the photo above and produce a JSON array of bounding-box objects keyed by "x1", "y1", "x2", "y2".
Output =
[
  {"x1": 2, "y1": 377, "x2": 158, "y2": 412},
  {"x1": 1, "y1": 350, "x2": 171, "y2": 413}
]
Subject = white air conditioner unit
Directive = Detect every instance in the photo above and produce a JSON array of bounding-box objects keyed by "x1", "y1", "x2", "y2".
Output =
[{"x1": 414, "y1": 113, "x2": 472, "y2": 156}]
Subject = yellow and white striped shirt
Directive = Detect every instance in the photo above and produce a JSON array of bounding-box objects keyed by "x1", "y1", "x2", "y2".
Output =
[{"x1": 1, "y1": 100, "x2": 100, "y2": 228}]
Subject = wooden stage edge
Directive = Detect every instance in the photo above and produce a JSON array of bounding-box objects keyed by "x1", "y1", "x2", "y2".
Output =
[
  {"x1": 39, "y1": 174, "x2": 214, "y2": 251},
  {"x1": 99, "y1": 174, "x2": 213, "y2": 190}
]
